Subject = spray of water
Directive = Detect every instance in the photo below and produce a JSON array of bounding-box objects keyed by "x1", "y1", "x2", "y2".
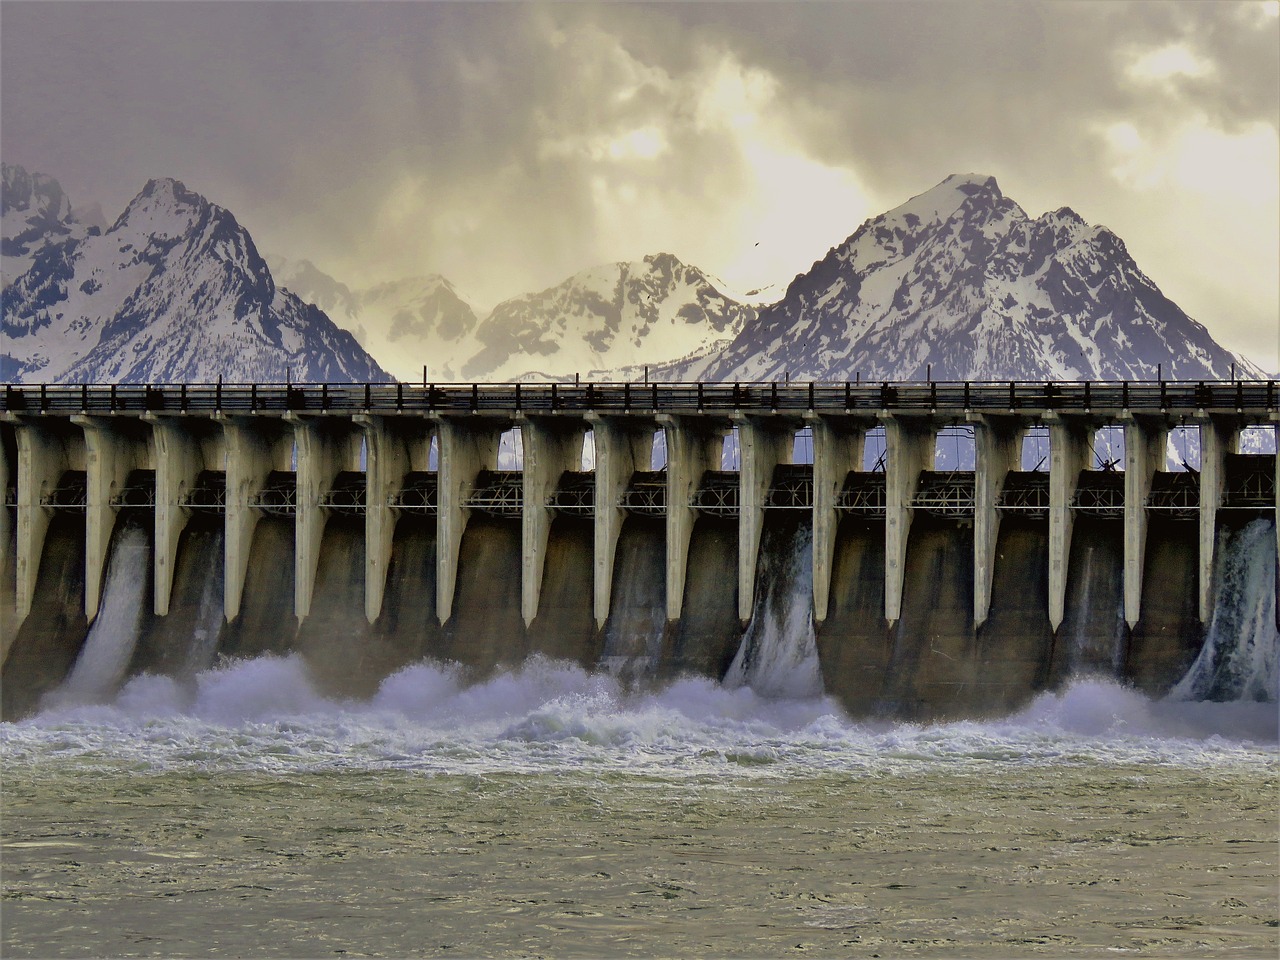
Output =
[{"x1": 1171, "y1": 519, "x2": 1279, "y2": 703}]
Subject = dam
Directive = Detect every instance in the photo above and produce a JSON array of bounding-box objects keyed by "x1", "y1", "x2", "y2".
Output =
[{"x1": 2, "y1": 379, "x2": 1277, "y2": 720}]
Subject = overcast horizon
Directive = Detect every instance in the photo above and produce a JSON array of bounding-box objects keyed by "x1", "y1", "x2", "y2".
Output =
[{"x1": 3, "y1": 1, "x2": 1277, "y2": 370}]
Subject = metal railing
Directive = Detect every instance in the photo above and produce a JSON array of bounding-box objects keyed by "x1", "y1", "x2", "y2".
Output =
[{"x1": 3, "y1": 378, "x2": 1276, "y2": 417}]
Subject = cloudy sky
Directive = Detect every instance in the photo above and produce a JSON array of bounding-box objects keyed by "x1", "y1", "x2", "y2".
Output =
[{"x1": 3, "y1": 1, "x2": 1277, "y2": 369}]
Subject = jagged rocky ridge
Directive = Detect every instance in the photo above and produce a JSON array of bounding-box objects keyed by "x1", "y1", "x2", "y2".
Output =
[
  {"x1": 1, "y1": 165, "x2": 389, "y2": 384},
  {"x1": 652, "y1": 174, "x2": 1265, "y2": 383}
]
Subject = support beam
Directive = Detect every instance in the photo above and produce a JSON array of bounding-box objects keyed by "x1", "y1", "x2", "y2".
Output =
[
  {"x1": 292, "y1": 416, "x2": 361, "y2": 621},
  {"x1": 809, "y1": 415, "x2": 866, "y2": 623},
  {"x1": 12, "y1": 419, "x2": 74, "y2": 624},
  {"x1": 588, "y1": 415, "x2": 654, "y2": 629},
  {"x1": 882, "y1": 415, "x2": 934, "y2": 624},
  {"x1": 355, "y1": 415, "x2": 430, "y2": 624},
  {"x1": 74, "y1": 416, "x2": 151, "y2": 621},
  {"x1": 660, "y1": 415, "x2": 728, "y2": 621},
  {"x1": 221, "y1": 417, "x2": 292, "y2": 622},
  {"x1": 0, "y1": 424, "x2": 13, "y2": 585},
  {"x1": 1047, "y1": 417, "x2": 1092, "y2": 631},
  {"x1": 520, "y1": 416, "x2": 586, "y2": 626},
  {"x1": 972, "y1": 416, "x2": 1025, "y2": 626},
  {"x1": 147, "y1": 417, "x2": 205, "y2": 617},
  {"x1": 1196, "y1": 417, "x2": 1237, "y2": 623},
  {"x1": 736, "y1": 416, "x2": 796, "y2": 623},
  {"x1": 1123, "y1": 415, "x2": 1169, "y2": 629},
  {"x1": 433, "y1": 417, "x2": 502, "y2": 625}
]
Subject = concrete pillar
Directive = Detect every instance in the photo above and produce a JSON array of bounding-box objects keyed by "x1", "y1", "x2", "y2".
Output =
[
  {"x1": 221, "y1": 417, "x2": 292, "y2": 621},
  {"x1": 1047, "y1": 416, "x2": 1092, "y2": 631},
  {"x1": 355, "y1": 415, "x2": 431, "y2": 624},
  {"x1": 146, "y1": 417, "x2": 206, "y2": 617},
  {"x1": 291, "y1": 416, "x2": 361, "y2": 622},
  {"x1": 1123, "y1": 415, "x2": 1169, "y2": 629},
  {"x1": 972, "y1": 416, "x2": 1025, "y2": 626},
  {"x1": 0, "y1": 425, "x2": 13, "y2": 584},
  {"x1": 12, "y1": 419, "x2": 74, "y2": 624},
  {"x1": 588, "y1": 415, "x2": 654, "y2": 628},
  {"x1": 736, "y1": 416, "x2": 796, "y2": 622},
  {"x1": 74, "y1": 416, "x2": 152, "y2": 621},
  {"x1": 882, "y1": 415, "x2": 935, "y2": 624},
  {"x1": 520, "y1": 416, "x2": 586, "y2": 626},
  {"x1": 433, "y1": 417, "x2": 502, "y2": 625},
  {"x1": 660, "y1": 415, "x2": 728, "y2": 621},
  {"x1": 1196, "y1": 417, "x2": 1238, "y2": 623},
  {"x1": 809, "y1": 415, "x2": 866, "y2": 624}
]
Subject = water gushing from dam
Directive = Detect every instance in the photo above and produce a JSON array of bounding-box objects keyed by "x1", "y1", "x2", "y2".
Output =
[{"x1": 1171, "y1": 519, "x2": 1279, "y2": 703}]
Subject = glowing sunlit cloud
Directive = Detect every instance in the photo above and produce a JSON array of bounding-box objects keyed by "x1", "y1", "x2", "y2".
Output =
[{"x1": 1125, "y1": 43, "x2": 1215, "y2": 83}]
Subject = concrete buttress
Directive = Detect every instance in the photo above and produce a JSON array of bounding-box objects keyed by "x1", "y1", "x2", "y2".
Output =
[
  {"x1": 12, "y1": 418, "x2": 78, "y2": 624},
  {"x1": 736, "y1": 416, "x2": 796, "y2": 622},
  {"x1": 660, "y1": 415, "x2": 728, "y2": 621},
  {"x1": 519, "y1": 417, "x2": 586, "y2": 627},
  {"x1": 588, "y1": 415, "x2": 654, "y2": 628},
  {"x1": 146, "y1": 417, "x2": 206, "y2": 617},
  {"x1": 808, "y1": 415, "x2": 866, "y2": 624},
  {"x1": 1124, "y1": 415, "x2": 1169, "y2": 628},
  {"x1": 882, "y1": 415, "x2": 935, "y2": 624},
  {"x1": 221, "y1": 417, "x2": 293, "y2": 622},
  {"x1": 433, "y1": 417, "x2": 502, "y2": 625},
  {"x1": 1048, "y1": 417, "x2": 1093, "y2": 630},
  {"x1": 292, "y1": 415, "x2": 362, "y2": 621},
  {"x1": 1196, "y1": 417, "x2": 1238, "y2": 623},
  {"x1": 972, "y1": 416, "x2": 1025, "y2": 626}
]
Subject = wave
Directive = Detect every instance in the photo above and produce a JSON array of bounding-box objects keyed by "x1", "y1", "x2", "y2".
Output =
[{"x1": 3, "y1": 654, "x2": 1274, "y2": 776}]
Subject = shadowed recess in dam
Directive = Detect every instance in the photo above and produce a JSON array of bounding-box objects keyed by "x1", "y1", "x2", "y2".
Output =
[
  {"x1": 601, "y1": 516, "x2": 666, "y2": 677},
  {"x1": 437, "y1": 515, "x2": 524, "y2": 673},
  {"x1": 725, "y1": 514, "x2": 820, "y2": 698},
  {"x1": 881, "y1": 517, "x2": 978, "y2": 720},
  {"x1": 219, "y1": 516, "x2": 296, "y2": 660},
  {"x1": 128, "y1": 515, "x2": 224, "y2": 682},
  {"x1": 44, "y1": 517, "x2": 151, "y2": 710},
  {"x1": 1173, "y1": 518, "x2": 1279, "y2": 703},
  {"x1": 527, "y1": 517, "x2": 598, "y2": 667},
  {"x1": 294, "y1": 516, "x2": 421, "y2": 699},
  {"x1": 1054, "y1": 517, "x2": 1127, "y2": 684},
  {"x1": 975, "y1": 516, "x2": 1054, "y2": 714},
  {"x1": 814, "y1": 518, "x2": 890, "y2": 718},
  {"x1": 1, "y1": 514, "x2": 89, "y2": 720},
  {"x1": 1126, "y1": 518, "x2": 1201, "y2": 695},
  {"x1": 661, "y1": 516, "x2": 741, "y2": 680},
  {"x1": 1, "y1": 519, "x2": 16, "y2": 665},
  {"x1": 373, "y1": 517, "x2": 440, "y2": 664}
]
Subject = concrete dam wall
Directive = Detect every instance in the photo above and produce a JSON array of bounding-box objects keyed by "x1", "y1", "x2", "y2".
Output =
[{"x1": 2, "y1": 380, "x2": 1277, "y2": 720}]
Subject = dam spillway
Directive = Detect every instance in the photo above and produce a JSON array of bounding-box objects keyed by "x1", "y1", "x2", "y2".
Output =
[{"x1": 1, "y1": 379, "x2": 1277, "y2": 720}]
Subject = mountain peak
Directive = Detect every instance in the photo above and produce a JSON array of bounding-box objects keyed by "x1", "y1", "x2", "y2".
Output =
[{"x1": 882, "y1": 173, "x2": 1003, "y2": 230}]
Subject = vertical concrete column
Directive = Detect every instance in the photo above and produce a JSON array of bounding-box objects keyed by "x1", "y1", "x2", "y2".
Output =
[
  {"x1": 1047, "y1": 416, "x2": 1092, "y2": 630},
  {"x1": 74, "y1": 416, "x2": 151, "y2": 621},
  {"x1": 291, "y1": 415, "x2": 361, "y2": 622},
  {"x1": 433, "y1": 417, "x2": 502, "y2": 625},
  {"x1": 221, "y1": 417, "x2": 292, "y2": 621},
  {"x1": 808, "y1": 415, "x2": 865, "y2": 623},
  {"x1": 1196, "y1": 417, "x2": 1238, "y2": 623},
  {"x1": 12, "y1": 419, "x2": 73, "y2": 624},
  {"x1": 882, "y1": 415, "x2": 935, "y2": 624},
  {"x1": 736, "y1": 416, "x2": 795, "y2": 623},
  {"x1": 0, "y1": 424, "x2": 13, "y2": 585},
  {"x1": 147, "y1": 417, "x2": 203, "y2": 617},
  {"x1": 519, "y1": 416, "x2": 587, "y2": 626},
  {"x1": 588, "y1": 415, "x2": 653, "y2": 628},
  {"x1": 660, "y1": 415, "x2": 728, "y2": 621},
  {"x1": 354, "y1": 415, "x2": 429, "y2": 624},
  {"x1": 1123, "y1": 415, "x2": 1169, "y2": 629},
  {"x1": 972, "y1": 416, "x2": 1025, "y2": 626}
]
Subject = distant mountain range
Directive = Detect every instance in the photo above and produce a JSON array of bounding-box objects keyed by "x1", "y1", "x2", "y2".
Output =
[{"x1": 1, "y1": 163, "x2": 1267, "y2": 385}]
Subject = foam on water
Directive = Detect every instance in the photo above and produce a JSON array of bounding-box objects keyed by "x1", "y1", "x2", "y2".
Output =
[{"x1": 4, "y1": 653, "x2": 1274, "y2": 778}]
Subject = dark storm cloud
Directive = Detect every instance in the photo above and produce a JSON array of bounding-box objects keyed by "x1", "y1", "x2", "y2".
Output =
[{"x1": 2, "y1": 1, "x2": 1276, "y2": 365}]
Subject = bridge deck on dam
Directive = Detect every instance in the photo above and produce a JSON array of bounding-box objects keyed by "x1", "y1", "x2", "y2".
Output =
[{"x1": 2, "y1": 379, "x2": 1276, "y2": 719}]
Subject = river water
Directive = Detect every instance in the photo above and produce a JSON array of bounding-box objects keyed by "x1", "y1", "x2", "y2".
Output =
[{"x1": 3, "y1": 657, "x2": 1277, "y2": 958}]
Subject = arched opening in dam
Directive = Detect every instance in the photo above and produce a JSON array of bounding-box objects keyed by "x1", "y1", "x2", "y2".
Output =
[{"x1": 1, "y1": 381, "x2": 1275, "y2": 722}]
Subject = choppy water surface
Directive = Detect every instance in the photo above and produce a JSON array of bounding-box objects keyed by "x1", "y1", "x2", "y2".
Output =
[{"x1": 3, "y1": 658, "x2": 1277, "y2": 958}]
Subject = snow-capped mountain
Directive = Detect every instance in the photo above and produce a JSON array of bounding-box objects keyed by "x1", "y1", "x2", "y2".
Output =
[
  {"x1": 2, "y1": 166, "x2": 388, "y2": 383},
  {"x1": 2, "y1": 163, "x2": 104, "y2": 284},
  {"x1": 273, "y1": 251, "x2": 756, "y2": 382},
  {"x1": 656, "y1": 174, "x2": 1265, "y2": 383},
  {"x1": 463, "y1": 252, "x2": 755, "y2": 381},
  {"x1": 267, "y1": 257, "x2": 479, "y2": 382}
]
